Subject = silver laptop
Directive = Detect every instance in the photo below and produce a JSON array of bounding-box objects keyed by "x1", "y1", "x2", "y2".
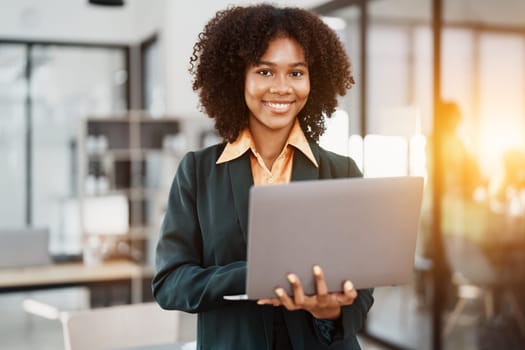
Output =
[
  {"x1": 225, "y1": 176, "x2": 423, "y2": 300},
  {"x1": 0, "y1": 228, "x2": 52, "y2": 268}
]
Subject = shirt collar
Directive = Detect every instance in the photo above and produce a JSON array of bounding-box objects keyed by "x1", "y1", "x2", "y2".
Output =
[{"x1": 216, "y1": 119, "x2": 318, "y2": 168}]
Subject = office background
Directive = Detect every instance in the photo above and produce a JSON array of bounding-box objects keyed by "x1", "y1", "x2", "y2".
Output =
[{"x1": 1, "y1": 0, "x2": 525, "y2": 349}]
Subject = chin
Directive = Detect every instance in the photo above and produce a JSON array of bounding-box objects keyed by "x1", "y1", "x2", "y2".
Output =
[{"x1": 265, "y1": 118, "x2": 295, "y2": 130}]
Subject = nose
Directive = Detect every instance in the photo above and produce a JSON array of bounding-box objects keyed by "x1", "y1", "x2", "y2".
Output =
[{"x1": 269, "y1": 75, "x2": 292, "y2": 95}]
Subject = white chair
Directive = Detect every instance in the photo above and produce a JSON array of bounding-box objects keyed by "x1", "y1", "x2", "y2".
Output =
[{"x1": 60, "y1": 302, "x2": 180, "y2": 350}]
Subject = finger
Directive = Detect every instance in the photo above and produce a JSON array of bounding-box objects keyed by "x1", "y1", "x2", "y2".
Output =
[
  {"x1": 288, "y1": 274, "x2": 305, "y2": 306},
  {"x1": 341, "y1": 280, "x2": 358, "y2": 304},
  {"x1": 275, "y1": 288, "x2": 296, "y2": 310},
  {"x1": 313, "y1": 265, "x2": 329, "y2": 298},
  {"x1": 257, "y1": 298, "x2": 281, "y2": 306},
  {"x1": 344, "y1": 281, "x2": 357, "y2": 297}
]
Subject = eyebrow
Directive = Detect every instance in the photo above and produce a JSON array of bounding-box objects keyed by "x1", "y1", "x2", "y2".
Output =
[{"x1": 256, "y1": 60, "x2": 308, "y2": 68}]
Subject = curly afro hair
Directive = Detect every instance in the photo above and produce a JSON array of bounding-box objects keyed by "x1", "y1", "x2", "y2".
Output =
[{"x1": 190, "y1": 3, "x2": 354, "y2": 142}]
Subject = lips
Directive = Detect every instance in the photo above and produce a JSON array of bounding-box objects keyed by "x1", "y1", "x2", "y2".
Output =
[{"x1": 263, "y1": 101, "x2": 294, "y2": 113}]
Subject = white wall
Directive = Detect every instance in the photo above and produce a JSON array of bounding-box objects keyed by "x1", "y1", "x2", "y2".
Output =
[
  {"x1": 132, "y1": 0, "x2": 167, "y2": 42},
  {"x1": 0, "y1": 0, "x2": 169, "y2": 44},
  {"x1": 1, "y1": 0, "x2": 132, "y2": 43}
]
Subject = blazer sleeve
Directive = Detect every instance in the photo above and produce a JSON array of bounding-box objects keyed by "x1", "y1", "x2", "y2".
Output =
[
  {"x1": 339, "y1": 288, "x2": 374, "y2": 337},
  {"x1": 152, "y1": 152, "x2": 246, "y2": 313}
]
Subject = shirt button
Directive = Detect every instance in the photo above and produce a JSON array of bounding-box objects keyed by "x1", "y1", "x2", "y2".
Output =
[{"x1": 268, "y1": 178, "x2": 274, "y2": 183}]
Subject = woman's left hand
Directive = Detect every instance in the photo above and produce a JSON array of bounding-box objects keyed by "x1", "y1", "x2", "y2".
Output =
[{"x1": 257, "y1": 265, "x2": 358, "y2": 320}]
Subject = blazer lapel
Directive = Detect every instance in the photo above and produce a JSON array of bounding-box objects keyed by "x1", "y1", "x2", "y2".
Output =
[
  {"x1": 228, "y1": 152, "x2": 253, "y2": 243},
  {"x1": 291, "y1": 141, "x2": 320, "y2": 181}
]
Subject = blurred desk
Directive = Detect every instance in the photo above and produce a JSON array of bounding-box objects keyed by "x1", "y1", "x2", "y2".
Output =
[{"x1": 0, "y1": 260, "x2": 150, "y2": 303}]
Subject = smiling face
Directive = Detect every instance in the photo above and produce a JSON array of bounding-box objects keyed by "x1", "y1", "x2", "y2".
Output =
[{"x1": 244, "y1": 36, "x2": 310, "y2": 138}]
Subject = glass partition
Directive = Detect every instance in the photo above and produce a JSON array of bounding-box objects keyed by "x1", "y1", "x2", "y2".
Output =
[
  {"x1": 142, "y1": 36, "x2": 165, "y2": 116},
  {"x1": 0, "y1": 44, "x2": 27, "y2": 227},
  {"x1": 366, "y1": 1, "x2": 433, "y2": 349},
  {"x1": 323, "y1": 6, "x2": 361, "y2": 136},
  {"x1": 29, "y1": 45, "x2": 127, "y2": 256},
  {"x1": 0, "y1": 41, "x2": 127, "y2": 256},
  {"x1": 441, "y1": 0, "x2": 525, "y2": 348}
]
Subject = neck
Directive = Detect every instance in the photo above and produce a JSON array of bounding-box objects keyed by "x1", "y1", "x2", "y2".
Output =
[{"x1": 249, "y1": 122, "x2": 294, "y2": 170}]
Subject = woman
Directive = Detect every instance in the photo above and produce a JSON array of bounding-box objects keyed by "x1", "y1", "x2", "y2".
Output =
[{"x1": 152, "y1": 4, "x2": 374, "y2": 349}]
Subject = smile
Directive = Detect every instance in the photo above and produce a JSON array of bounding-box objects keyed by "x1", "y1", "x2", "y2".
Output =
[{"x1": 264, "y1": 101, "x2": 294, "y2": 113}]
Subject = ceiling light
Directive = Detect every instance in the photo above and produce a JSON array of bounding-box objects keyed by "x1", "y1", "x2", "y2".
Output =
[{"x1": 88, "y1": 0, "x2": 125, "y2": 6}]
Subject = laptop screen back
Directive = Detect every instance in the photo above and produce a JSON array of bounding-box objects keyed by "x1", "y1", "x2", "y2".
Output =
[
  {"x1": 0, "y1": 228, "x2": 52, "y2": 268},
  {"x1": 245, "y1": 176, "x2": 424, "y2": 299}
]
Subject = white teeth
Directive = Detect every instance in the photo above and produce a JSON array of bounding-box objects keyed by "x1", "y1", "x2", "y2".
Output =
[{"x1": 266, "y1": 102, "x2": 291, "y2": 110}]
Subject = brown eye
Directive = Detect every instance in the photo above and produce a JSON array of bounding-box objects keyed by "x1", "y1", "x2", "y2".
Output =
[{"x1": 257, "y1": 69, "x2": 272, "y2": 77}]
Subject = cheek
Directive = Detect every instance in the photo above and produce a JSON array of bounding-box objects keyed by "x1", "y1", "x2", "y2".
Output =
[
  {"x1": 244, "y1": 79, "x2": 262, "y2": 100},
  {"x1": 299, "y1": 82, "x2": 311, "y2": 100}
]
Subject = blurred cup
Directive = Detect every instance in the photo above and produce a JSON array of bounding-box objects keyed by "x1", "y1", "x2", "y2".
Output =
[{"x1": 83, "y1": 236, "x2": 103, "y2": 267}]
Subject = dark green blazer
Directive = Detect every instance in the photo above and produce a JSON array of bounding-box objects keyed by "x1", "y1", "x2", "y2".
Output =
[{"x1": 152, "y1": 141, "x2": 374, "y2": 350}]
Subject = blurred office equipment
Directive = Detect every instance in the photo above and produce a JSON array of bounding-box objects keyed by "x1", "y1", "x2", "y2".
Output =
[
  {"x1": 60, "y1": 302, "x2": 179, "y2": 350},
  {"x1": 82, "y1": 194, "x2": 130, "y2": 266},
  {"x1": 55, "y1": 198, "x2": 85, "y2": 259},
  {"x1": 0, "y1": 228, "x2": 51, "y2": 268},
  {"x1": 83, "y1": 195, "x2": 129, "y2": 236}
]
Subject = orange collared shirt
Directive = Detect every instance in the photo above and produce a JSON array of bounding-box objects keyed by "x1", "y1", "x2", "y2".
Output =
[{"x1": 216, "y1": 120, "x2": 318, "y2": 185}]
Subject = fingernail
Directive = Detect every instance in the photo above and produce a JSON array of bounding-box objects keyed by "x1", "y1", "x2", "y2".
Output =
[
  {"x1": 313, "y1": 265, "x2": 321, "y2": 276},
  {"x1": 287, "y1": 274, "x2": 297, "y2": 284},
  {"x1": 275, "y1": 288, "x2": 284, "y2": 297},
  {"x1": 344, "y1": 280, "x2": 354, "y2": 291},
  {"x1": 257, "y1": 300, "x2": 264, "y2": 305}
]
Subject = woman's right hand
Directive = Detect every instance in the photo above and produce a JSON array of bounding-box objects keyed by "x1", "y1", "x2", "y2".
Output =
[{"x1": 257, "y1": 265, "x2": 357, "y2": 320}]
